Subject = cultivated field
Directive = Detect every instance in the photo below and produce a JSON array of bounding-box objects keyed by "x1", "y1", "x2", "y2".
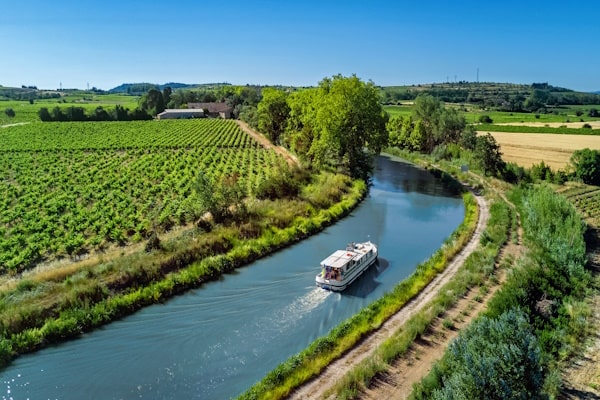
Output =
[
  {"x1": 0, "y1": 119, "x2": 286, "y2": 273},
  {"x1": 478, "y1": 131, "x2": 600, "y2": 169}
]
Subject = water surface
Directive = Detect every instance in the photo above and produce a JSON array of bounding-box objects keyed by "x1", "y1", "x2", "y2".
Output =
[{"x1": 1, "y1": 155, "x2": 464, "y2": 399}]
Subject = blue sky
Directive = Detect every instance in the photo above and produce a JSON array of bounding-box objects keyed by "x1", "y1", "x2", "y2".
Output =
[{"x1": 1, "y1": 0, "x2": 599, "y2": 92}]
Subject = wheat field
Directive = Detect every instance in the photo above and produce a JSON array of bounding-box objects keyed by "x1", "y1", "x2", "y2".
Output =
[{"x1": 477, "y1": 131, "x2": 600, "y2": 169}]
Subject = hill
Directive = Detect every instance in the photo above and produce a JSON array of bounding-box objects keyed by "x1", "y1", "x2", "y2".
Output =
[
  {"x1": 380, "y1": 82, "x2": 600, "y2": 109},
  {"x1": 108, "y1": 82, "x2": 231, "y2": 94}
]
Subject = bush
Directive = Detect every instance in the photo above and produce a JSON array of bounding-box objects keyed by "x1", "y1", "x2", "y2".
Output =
[
  {"x1": 478, "y1": 114, "x2": 493, "y2": 124},
  {"x1": 432, "y1": 309, "x2": 544, "y2": 400},
  {"x1": 4, "y1": 108, "x2": 15, "y2": 118}
]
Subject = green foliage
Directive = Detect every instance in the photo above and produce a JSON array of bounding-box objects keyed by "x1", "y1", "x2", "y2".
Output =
[
  {"x1": 478, "y1": 114, "x2": 493, "y2": 123},
  {"x1": 194, "y1": 171, "x2": 247, "y2": 223},
  {"x1": 0, "y1": 120, "x2": 285, "y2": 272},
  {"x1": 433, "y1": 309, "x2": 544, "y2": 400},
  {"x1": 4, "y1": 108, "x2": 15, "y2": 118},
  {"x1": 474, "y1": 133, "x2": 505, "y2": 176},
  {"x1": 570, "y1": 148, "x2": 600, "y2": 185},
  {"x1": 257, "y1": 88, "x2": 290, "y2": 144},
  {"x1": 284, "y1": 75, "x2": 388, "y2": 180},
  {"x1": 139, "y1": 88, "x2": 165, "y2": 116},
  {"x1": 254, "y1": 165, "x2": 310, "y2": 200},
  {"x1": 521, "y1": 187, "x2": 588, "y2": 281}
]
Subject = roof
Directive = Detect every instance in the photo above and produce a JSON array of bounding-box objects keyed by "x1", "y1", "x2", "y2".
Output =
[
  {"x1": 158, "y1": 109, "x2": 204, "y2": 115},
  {"x1": 188, "y1": 102, "x2": 232, "y2": 113},
  {"x1": 321, "y1": 250, "x2": 358, "y2": 269}
]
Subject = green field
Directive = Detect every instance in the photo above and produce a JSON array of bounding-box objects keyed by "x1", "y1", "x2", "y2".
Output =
[
  {"x1": 384, "y1": 104, "x2": 600, "y2": 126},
  {"x1": 0, "y1": 94, "x2": 138, "y2": 124},
  {"x1": 0, "y1": 119, "x2": 286, "y2": 272}
]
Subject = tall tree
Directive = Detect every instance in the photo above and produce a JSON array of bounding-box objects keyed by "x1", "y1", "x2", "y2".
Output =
[
  {"x1": 139, "y1": 88, "x2": 165, "y2": 116},
  {"x1": 257, "y1": 88, "x2": 290, "y2": 144},
  {"x1": 475, "y1": 133, "x2": 505, "y2": 176},
  {"x1": 309, "y1": 75, "x2": 388, "y2": 179}
]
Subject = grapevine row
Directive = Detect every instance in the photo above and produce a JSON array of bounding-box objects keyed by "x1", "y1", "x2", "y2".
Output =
[{"x1": 0, "y1": 120, "x2": 287, "y2": 273}]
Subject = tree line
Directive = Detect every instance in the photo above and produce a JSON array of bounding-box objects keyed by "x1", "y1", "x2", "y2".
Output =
[
  {"x1": 38, "y1": 105, "x2": 152, "y2": 122},
  {"x1": 381, "y1": 82, "x2": 600, "y2": 112}
]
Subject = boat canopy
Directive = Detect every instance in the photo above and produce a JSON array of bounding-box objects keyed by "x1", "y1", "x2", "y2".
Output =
[{"x1": 321, "y1": 250, "x2": 357, "y2": 269}]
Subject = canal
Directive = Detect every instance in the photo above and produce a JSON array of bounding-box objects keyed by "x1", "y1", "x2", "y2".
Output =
[{"x1": 1, "y1": 155, "x2": 465, "y2": 399}]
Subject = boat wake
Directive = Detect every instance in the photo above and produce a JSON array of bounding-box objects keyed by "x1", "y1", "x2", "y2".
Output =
[{"x1": 261, "y1": 287, "x2": 333, "y2": 335}]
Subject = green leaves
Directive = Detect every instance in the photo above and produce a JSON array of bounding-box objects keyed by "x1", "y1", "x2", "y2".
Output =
[{"x1": 434, "y1": 309, "x2": 544, "y2": 400}]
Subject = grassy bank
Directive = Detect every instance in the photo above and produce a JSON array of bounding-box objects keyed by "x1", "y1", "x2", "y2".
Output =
[
  {"x1": 410, "y1": 185, "x2": 594, "y2": 399},
  {"x1": 330, "y1": 197, "x2": 512, "y2": 399},
  {"x1": 238, "y1": 168, "x2": 480, "y2": 400},
  {"x1": 0, "y1": 172, "x2": 366, "y2": 368}
]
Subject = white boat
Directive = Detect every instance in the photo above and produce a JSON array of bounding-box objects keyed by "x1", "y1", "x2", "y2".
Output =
[{"x1": 315, "y1": 241, "x2": 378, "y2": 291}]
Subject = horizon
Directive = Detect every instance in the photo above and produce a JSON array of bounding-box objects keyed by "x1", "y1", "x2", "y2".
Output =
[
  {"x1": 1, "y1": 1, "x2": 599, "y2": 93},
  {"x1": 2, "y1": 80, "x2": 599, "y2": 94}
]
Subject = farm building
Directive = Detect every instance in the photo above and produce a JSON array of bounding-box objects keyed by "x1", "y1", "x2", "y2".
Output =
[
  {"x1": 157, "y1": 109, "x2": 205, "y2": 119},
  {"x1": 188, "y1": 102, "x2": 233, "y2": 119}
]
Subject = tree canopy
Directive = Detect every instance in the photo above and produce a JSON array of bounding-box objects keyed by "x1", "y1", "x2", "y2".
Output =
[
  {"x1": 570, "y1": 148, "x2": 600, "y2": 186},
  {"x1": 259, "y1": 74, "x2": 388, "y2": 180}
]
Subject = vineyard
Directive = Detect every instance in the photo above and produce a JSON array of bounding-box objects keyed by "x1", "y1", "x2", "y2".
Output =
[
  {"x1": 0, "y1": 119, "x2": 286, "y2": 273},
  {"x1": 557, "y1": 183, "x2": 600, "y2": 226}
]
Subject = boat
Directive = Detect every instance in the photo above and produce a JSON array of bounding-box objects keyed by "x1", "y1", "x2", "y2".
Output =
[{"x1": 315, "y1": 241, "x2": 378, "y2": 291}]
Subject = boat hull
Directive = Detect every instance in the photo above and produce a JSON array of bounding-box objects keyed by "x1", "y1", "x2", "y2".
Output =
[{"x1": 315, "y1": 243, "x2": 378, "y2": 291}]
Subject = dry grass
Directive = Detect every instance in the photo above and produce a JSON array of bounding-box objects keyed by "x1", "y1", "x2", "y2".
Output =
[{"x1": 478, "y1": 131, "x2": 600, "y2": 169}]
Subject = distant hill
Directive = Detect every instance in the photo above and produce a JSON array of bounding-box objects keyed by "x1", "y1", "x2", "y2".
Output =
[
  {"x1": 380, "y1": 82, "x2": 600, "y2": 109},
  {"x1": 108, "y1": 82, "x2": 231, "y2": 94}
]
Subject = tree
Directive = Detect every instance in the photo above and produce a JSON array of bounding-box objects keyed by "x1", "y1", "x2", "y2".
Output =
[
  {"x1": 4, "y1": 108, "x2": 15, "y2": 118},
  {"x1": 257, "y1": 88, "x2": 290, "y2": 144},
  {"x1": 433, "y1": 309, "x2": 544, "y2": 400},
  {"x1": 588, "y1": 108, "x2": 599, "y2": 118},
  {"x1": 284, "y1": 88, "x2": 318, "y2": 155},
  {"x1": 139, "y1": 88, "x2": 165, "y2": 116},
  {"x1": 194, "y1": 171, "x2": 246, "y2": 223},
  {"x1": 162, "y1": 87, "x2": 172, "y2": 108},
  {"x1": 570, "y1": 148, "x2": 600, "y2": 185},
  {"x1": 475, "y1": 133, "x2": 505, "y2": 176},
  {"x1": 309, "y1": 75, "x2": 388, "y2": 179},
  {"x1": 411, "y1": 94, "x2": 465, "y2": 152},
  {"x1": 38, "y1": 107, "x2": 52, "y2": 122}
]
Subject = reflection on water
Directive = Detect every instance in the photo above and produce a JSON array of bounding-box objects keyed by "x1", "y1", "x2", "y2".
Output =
[
  {"x1": 374, "y1": 154, "x2": 461, "y2": 197},
  {"x1": 1, "y1": 155, "x2": 465, "y2": 400}
]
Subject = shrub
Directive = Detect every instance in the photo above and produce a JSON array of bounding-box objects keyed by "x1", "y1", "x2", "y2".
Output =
[
  {"x1": 432, "y1": 309, "x2": 544, "y2": 400},
  {"x1": 478, "y1": 114, "x2": 493, "y2": 124}
]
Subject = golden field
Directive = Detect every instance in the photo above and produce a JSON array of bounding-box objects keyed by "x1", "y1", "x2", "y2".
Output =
[{"x1": 477, "y1": 131, "x2": 600, "y2": 170}]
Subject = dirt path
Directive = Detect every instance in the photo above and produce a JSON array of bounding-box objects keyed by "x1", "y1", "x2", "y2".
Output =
[
  {"x1": 236, "y1": 120, "x2": 299, "y2": 166},
  {"x1": 1, "y1": 122, "x2": 30, "y2": 128},
  {"x1": 290, "y1": 192, "x2": 490, "y2": 399}
]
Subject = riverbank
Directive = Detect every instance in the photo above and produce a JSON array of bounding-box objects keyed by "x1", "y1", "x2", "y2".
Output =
[
  {"x1": 0, "y1": 170, "x2": 367, "y2": 368},
  {"x1": 239, "y1": 160, "x2": 482, "y2": 399}
]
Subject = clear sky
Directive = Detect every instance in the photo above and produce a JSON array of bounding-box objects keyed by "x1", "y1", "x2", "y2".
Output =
[{"x1": 1, "y1": 0, "x2": 599, "y2": 92}]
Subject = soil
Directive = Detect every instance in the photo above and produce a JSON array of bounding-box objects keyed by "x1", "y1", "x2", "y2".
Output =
[
  {"x1": 236, "y1": 120, "x2": 299, "y2": 166},
  {"x1": 289, "y1": 192, "x2": 498, "y2": 399}
]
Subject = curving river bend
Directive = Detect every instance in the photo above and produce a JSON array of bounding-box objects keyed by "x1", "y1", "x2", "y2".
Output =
[{"x1": 1, "y1": 155, "x2": 464, "y2": 399}]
